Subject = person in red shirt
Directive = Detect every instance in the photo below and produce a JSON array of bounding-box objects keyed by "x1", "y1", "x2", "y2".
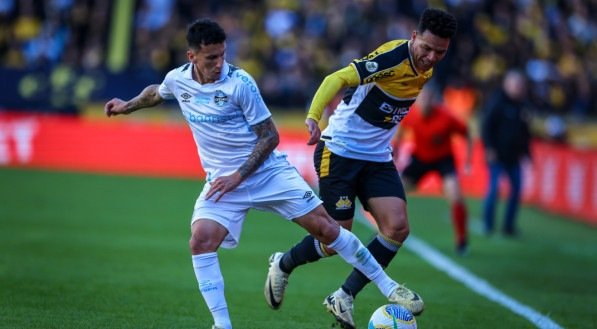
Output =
[{"x1": 393, "y1": 86, "x2": 472, "y2": 255}]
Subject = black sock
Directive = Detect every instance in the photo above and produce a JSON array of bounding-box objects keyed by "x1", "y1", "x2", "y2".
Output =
[
  {"x1": 341, "y1": 235, "x2": 398, "y2": 297},
  {"x1": 279, "y1": 235, "x2": 323, "y2": 274}
]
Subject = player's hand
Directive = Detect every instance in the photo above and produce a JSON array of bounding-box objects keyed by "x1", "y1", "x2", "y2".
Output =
[
  {"x1": 305, "y1": 118, "x2": 321, "y2": 145},
  {"x1": 104, "y1": 98, "x2": 129, "y2": 117},
  {"x1": 205, "y1": 172, "x2": 243, "y2": 202}
]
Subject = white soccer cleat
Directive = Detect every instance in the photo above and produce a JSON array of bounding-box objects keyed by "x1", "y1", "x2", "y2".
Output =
[
  {"x1": 264, "y1": 252, "x2": 289, "y2": 309},
  {"x1": 323, "y1": 288, "x2": 355, "y2": 329},
  {"x1": 387, "y1": 284, "x2": 424, "y2": 316}
]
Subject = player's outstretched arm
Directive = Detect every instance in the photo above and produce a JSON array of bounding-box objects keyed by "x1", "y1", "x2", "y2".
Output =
[{"x1": 104, "y1": 84, "x2": 164, "y2": 117}]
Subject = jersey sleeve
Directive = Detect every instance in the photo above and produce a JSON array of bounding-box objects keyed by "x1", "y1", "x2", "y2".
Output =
[
  {"x1": 306, "y1": 65, "x2": 360, "y2": 122},
  {"x1": 158, "y1": 69, "x2": 177, "y2": 100},
  {"x1": 236, "y1": 71, "x2": 271, "y2": 125}
]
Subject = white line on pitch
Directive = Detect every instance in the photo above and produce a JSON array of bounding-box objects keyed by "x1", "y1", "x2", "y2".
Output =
[
  {"x1": 355, "y1": 212, "x2": 563, "y2": 329},
  {"x1": 404, "y1": 236, "x2": 563, "y2": 329}
]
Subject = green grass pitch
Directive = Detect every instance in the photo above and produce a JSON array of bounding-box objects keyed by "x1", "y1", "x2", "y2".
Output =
[{"x1": 0, "y1": 168, "x2": 595, "y2": 328}]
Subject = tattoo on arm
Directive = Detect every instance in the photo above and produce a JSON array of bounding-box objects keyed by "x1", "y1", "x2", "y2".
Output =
[
  {"x1": 126, "y1": 84, "x2": 163, "y2": 113},
  {"x1": 238, "y1": 118, "x2": 280, "y2": 179}
]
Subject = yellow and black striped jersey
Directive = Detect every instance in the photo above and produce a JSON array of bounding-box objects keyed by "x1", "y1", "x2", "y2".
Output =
[{"x1": 319, "y1": 39, "x2": 433, "y2": 162}]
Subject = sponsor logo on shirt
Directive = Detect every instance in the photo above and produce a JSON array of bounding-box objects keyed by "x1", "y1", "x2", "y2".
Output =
[
  {"x1": 194, "y1": 96, "x2": 210, "y2": 105},
  {"x1": 380, "y1": 105, "x2": 410, "y2": 124},
  {"x1": 363, "y1": 70, "x2": 395, "y2": 83}
]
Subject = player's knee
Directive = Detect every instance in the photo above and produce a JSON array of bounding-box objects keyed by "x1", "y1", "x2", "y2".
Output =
[
  {"x1": 314, "y1": 215, "x2": 341, "y2": 245},
  {"x1": 379, "y1": 216, "x2": 409, "y2": 243},
  {"x1": 189, "y1": 234, "x2": 218, "y2": 254}
]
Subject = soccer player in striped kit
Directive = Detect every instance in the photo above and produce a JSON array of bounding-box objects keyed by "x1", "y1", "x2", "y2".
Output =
[{"x1": 265, "y1": 8, "x2": 457, "y2": 329}]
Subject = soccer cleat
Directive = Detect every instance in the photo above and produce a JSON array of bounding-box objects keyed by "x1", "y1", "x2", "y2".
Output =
[
  {"x1": 388, "y1": 284, "x2": 424, "y2": 316},
  {"x1": 264, "y1": 252, "x2": 288, "y2": 309},
  {"x1": 323, "y1": 289, "x2": 355, "y2": 329},
  {"x1": 456, "y1": 240, "x2": 469, "y2": 256},
  {"x1": 211, "y1": 326, "x2": 224, "y2": 329}
]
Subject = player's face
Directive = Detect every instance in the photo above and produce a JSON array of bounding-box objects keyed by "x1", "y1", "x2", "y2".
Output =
[
  {"x1": 410, "y1": 30, "x2": 450, "y2": 72},
  {"x1": 187, "y1": 42, "x2": 226, "y2": 84}
]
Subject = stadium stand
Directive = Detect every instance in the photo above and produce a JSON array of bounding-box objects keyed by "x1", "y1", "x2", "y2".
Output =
[{"x1": 0, "y1": 0, "x2": 595, "y2": 143}]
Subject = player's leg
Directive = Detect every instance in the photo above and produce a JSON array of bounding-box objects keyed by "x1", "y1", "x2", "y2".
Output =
[
  {"x1": 503, "y1": 162, "x2": 522, "y2": 236},
  {"x1": 294, "y1": 205, "x2": 398, "y2": 293},
  {"x1": 443, "y1": 174, "x2": 468, "y2": 254},
  {"x1": 339, "y1": 161, "x2": 411, "y2": 297},
  {"x1": 189, "y1": 219, "x2": 231, "y2": 329},
  {"x1": 264, "y1": 143, "x2": 360, "y2": 310},
  {"x1": 340, "y1": 196, "x2": 407, "y2": 296},
  {"x1": 189, "y1": 191, "x2": 247, "y2": 329},
  {"x1": 294, "y1": 205, "x2": 417, "y2": 328},
  {"x1": 482, "y1": 162, "x2": 501, "y2": 235},
  {"x1": 324, "y1": 161, "x2": 423, "y2": 328},
  {"x1": 439, "y1": 157, "x2": 468, "y2": 254},
  {"x1": 258, "y1": 161, "x2": 414, "y2": 326}
]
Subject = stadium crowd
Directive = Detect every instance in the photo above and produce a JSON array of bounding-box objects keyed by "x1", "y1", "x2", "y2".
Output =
[{"x1": 0, "y1": 0, "x2": 595, "y2": 119}]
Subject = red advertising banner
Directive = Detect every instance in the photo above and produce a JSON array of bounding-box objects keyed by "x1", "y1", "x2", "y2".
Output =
[{"x1": 0, "y1": 113, "x2": 594, "y2": 225}]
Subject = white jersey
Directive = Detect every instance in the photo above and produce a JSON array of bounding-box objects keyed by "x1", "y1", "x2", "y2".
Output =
[{"x1": 158, "y1": 61, "x2": 287, "y2": 181}]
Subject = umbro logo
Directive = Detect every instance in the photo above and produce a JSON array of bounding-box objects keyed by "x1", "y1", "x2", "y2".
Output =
[{"x1": 181, "y1": 92, "x2": 192, "y2": 103}]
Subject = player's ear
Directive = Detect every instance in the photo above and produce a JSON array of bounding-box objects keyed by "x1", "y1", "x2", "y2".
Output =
[{"x1": 186, "y1": 49, "x2": 195, "y2": 63}]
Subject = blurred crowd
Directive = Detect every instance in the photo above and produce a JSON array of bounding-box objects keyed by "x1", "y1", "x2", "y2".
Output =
[{"x1": 0, "y1": 0, "x2": 595, "y2": 119}]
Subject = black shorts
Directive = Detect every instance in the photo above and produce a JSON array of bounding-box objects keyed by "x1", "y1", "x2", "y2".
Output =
[
  {"x1": 313, "y1": 141, "x2": 406, "y2": 221},
  {"x1": 401, "y1": 155, "x2": 457, "y2": 184}
]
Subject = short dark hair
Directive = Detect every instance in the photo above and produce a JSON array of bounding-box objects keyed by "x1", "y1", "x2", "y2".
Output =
[
  {"x1": 418, "y1": 8, "x2": 457, "y2": 39},
  {"x1": 186, "y1": 18, "x2": 227, "y2": 50}
]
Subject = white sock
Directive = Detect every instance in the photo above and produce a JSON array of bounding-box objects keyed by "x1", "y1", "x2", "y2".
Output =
[
  {"x1": 328, "y1": 227, "x2": 398, "y2": 297},
  {"x1": 192, "y1": 253, "x2": 231, "y2": 329}
]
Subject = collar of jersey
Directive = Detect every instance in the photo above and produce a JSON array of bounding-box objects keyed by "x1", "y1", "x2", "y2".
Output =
[{"x1": 185, "y1": 61, "x2": 230, "y2": 84}]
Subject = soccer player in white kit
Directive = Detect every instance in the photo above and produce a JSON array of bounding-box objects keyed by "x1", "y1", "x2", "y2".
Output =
[{"x1": 104, "y1": 19, "x2": 409, "y2": 329}]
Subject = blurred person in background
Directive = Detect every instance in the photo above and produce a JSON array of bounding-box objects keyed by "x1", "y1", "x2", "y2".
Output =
[
  {"x1": 392, "y1": 85, "x2": 472, "y2": 255},
  {"x1": 104, "y1": 18, "x2": 412, "y2": 329},
  {"x1": 264, "y1": 8, "x2": 457, "y2": 329},
  {"x1": 481, "y1": 69, "x2": 532, "y2": 237}
]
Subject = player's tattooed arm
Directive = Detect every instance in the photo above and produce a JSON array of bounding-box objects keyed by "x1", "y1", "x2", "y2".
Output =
[
  {"x1": 238, "y1": 118, "x2": 280, "y2": 179},
  {"x1": 123, "y1": 84, "x2": 164, "y2": 113},
  {"x1": 106, "y1": 84, "x2": 164, "y2": 117}
]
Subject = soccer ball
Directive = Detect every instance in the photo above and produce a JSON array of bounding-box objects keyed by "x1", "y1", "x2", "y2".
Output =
[{"x1": 368, "y1": 304, "x2": 417, "y2": 329}]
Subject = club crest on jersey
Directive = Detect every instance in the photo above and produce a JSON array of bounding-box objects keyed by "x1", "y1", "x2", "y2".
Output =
[
  {"x1": 214, "y1": 90, "x2": 228, "y2": 106},
  {"x1": 365, "y1": 61, "x2": 378, "y2": 73},
  {"x1": 335, "y1": 196, "x2": 352, "y2": 210}
]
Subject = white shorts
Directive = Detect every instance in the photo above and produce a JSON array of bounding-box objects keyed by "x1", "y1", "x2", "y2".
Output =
[{"x1": 191, "y1": 163, "x2": 322, "y2": 249}]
